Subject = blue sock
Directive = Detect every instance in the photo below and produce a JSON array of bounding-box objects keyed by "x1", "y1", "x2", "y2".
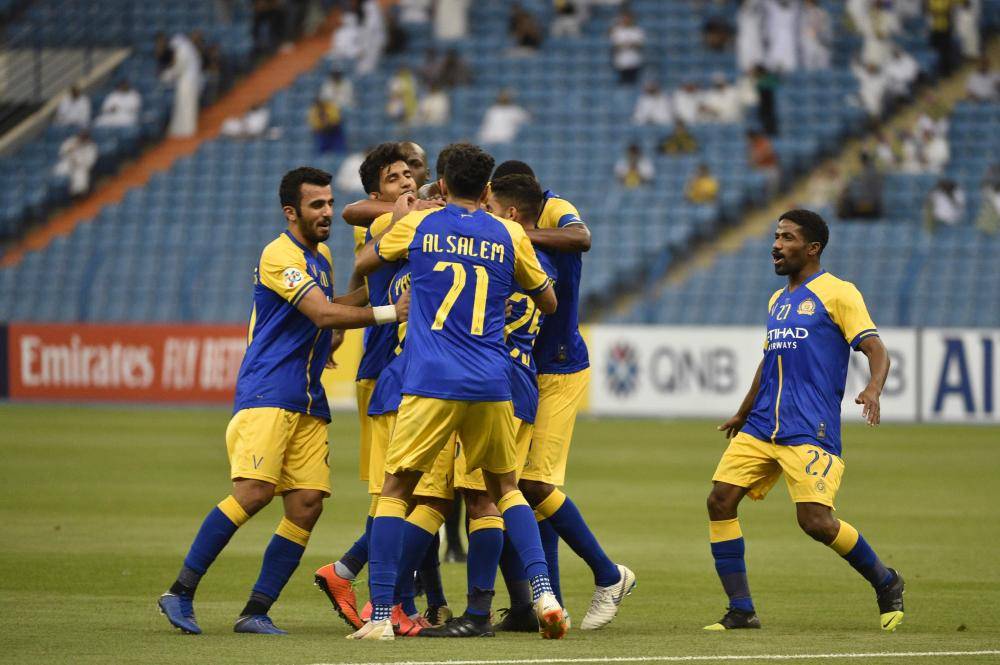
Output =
[
  {"x1": 394, "y1": 521, "x2": 434, "y2": 610},
  {"x1": 418, "y1": 532, "x2": 447, "y2": 607},
  {"x1": 339, "y1": 518, "x2": 372, "y2": 576},
  {"x1": 541, "y1": 491, "x2": 619, "y2": 588},
  {"x1": 499, "y1": 533, "x2": 532, "y2": 606},
  {"x1": 538, "y1": 519, "x2": 563, "y2": 604},
  {"x1": 174, "y1": 496, "x2": 250, "y2": 595},
  {"x1": 832, "y1": 521, "x2": 893, "y2": 590},
  {"x1": 498, "y1": 491, "x2": 551, "y2": 601},
  {"x1": 369, "y1": 498, "x2": 409, "y2": 613},
  {"x1": 251, "y1": 518, "x2": 310, "y2": 603},
  {"x1": 466, "y1": 518, "x2": 504, "y2": 616},
  {"x1": 710, "y1": 519, "x2": 754, "y2": 613}
]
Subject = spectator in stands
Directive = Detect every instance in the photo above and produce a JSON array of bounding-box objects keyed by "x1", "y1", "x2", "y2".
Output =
[
  {"x1": 386, "y1": 67, "x2": 418, "y2": 125},
  {"x1": 54, "y1": 85, "x2": 91, "y2": 128},
  {"x1": 860, "y1": 28, "x2": 893, "y2": 68},
  {"x1": 308, "y1": 97, "x2": 346, "y2": 153},
  {"x1": 925, "y1": 178, "x2": 966, "y2": 231},
  {"x1": 509, "y1": 3, "x2": 543, "y2": 55},
  {"x1": 53, "y1": 129, "x2": 98, "y2": 197},
  {"x1": 751, "y1": 65, "x2": 780, "y2": 135},
  {"x1": 852, "y1": 58, "x2": 887, "y2": 121},
  {"x1": 161, "y1": 33, "x2": 203, "y2": 138},
  {"x1": 747, "y1": 127, "x2": 780, "y2": 193},
  {"x1": 928, "y1": 0, "x2": 958, "y2": 76},
  {"x1": 417, "y1": 83, "x2": 451, "y2": 126},
  {"x1": 658, "y1": 120, "x2": 699, "y2": 155},
  {"x1": 885, "y1": 46, "x2": 920, "y2": 102},
  {"x1": 610, "y1": 9, "x2": 645, "y2": 85},
  {"x1": 329, "y1": 8, "x2": 363, "y2": 63},
  {"x1": 837, "y1": 151, "x2": 883, "y2": 219},
  {"x1": 358, "y1": 0, "x2": 387, "y2": 75},
  {"x1": 966, "y1": 57, "x2": 999, "y2": 102},
  {"x1": 155, "y1": 33, "x2": 173, "y2": 74},
  {"x1": 478, "y1": 89, "x2": 530, "y2": 144},
  {"x1": 615, "y1": 143, "x2": 653, "y2": 188},
  {"x1": 919, "y1": 126, "x2": 951, "y2": 173},
  {"x1": 764, "y1": 0, "x2": 800, "y2": 73},
  {"x1": 399, "y1": 0, "x2": 432, "y2": 26},
  {"x1": 252, "y1": 0, "x2": 287, "y2": 55},
  {"x1": 703, "y1": 73, "x2": 743, "y2": 123},
  {"x1": 336, "y1": 147, "x2": 367, "y2": 193},
  {"x1": 632, "y1": 81, "x2": 673, "y2": 126},
  {"x1": 954, "y1": 0, "x2": 981, "y2": 60},
  {"x1": 686, "y1": 164, "x2": 720, "y2": 204},
  {"x1": 94, "y1": 81, "x2": 142, "y2": 128},
  {"x1": 975, "y1": 167, "x2": 1000, "y2": 234},
  {"x1": 221, "y1": 103, "x2": 272, "y2": 139},
  {"x1": 419, "y1": 47, "x2": 444, "y2": 87},
  {"x1": 435, "y1": 0, "x2": 471, "y2": 41},
  {"x1": 320, "y1": 69, "x2": 355, "y2": 109},
  {"x1": 800, "y1": 0, "x2": 832, "y2": 70},
  {"x1": 438, "y1": 48, "x2": 472, "y2": 88},
  {"x1": 702, "y1": 13, "x2": 734, "y2": 52},
  {"x1": 804, "y1": 163, "x2": 844, "y2": 209},
  {"x1": 673, "y1": 81, "x2": 705, "y2": 126},
  {"x1": 192, "y1": 32, "x2": 224, "y2": 105},
  {"x1": 551, "y1": 0, "x2": 584, "y2": 38},
  {"x1": 873, "y1": 129, "x2": 899, "y2": 170},
  {"x1": 736, "y1": 0, "x2": 766, "y2": 73}
]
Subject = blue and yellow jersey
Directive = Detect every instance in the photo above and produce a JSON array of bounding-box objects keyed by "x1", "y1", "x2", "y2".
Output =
[
  {"x1": 506, "y1": 247, "x2": 557, "y2": 423},
  {"x1": 234, "y1": 231, "x2": 335, "y2": 421},
  {"x1": 533, "y1": 190, "x2": 589, "y2": 375},
  {"x1": 367, "y1": 264, "x2": 412, "y2": 417},
  {"x1": 356, "y1": 213, "x2": 402, "y2": 381},
  {"x1": 376, "y1": 203, "x2": 552, "y2": 402},
  {"x1": 742, "y1": 271, "x2": 878, "y2": 457}
]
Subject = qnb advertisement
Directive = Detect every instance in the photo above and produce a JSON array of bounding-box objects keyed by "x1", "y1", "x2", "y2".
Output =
[
  {"x1": 588, "y1": 326, "x2": 999, "y2": 424},
  {"x1": 1, "y1": 323, "x2": 363, "y2": 406}
]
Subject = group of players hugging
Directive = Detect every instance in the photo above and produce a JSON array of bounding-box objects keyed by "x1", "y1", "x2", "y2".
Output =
[{"x1": 157, "y1": 139, "x2": 904, "y2": 641}]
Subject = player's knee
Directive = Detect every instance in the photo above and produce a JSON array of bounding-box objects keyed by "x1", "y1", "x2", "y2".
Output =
[
  {"x1": 232, "y1": 479, "x2": 275, "y2": 515},
  {"x1": 519, "y1": 479, "x2": 554, "y2": 506},
  {"x1": 706, "y1": 490, "x2": 735, "y2": 520},
  {"x1": 418, "y1": 496, "x2": 453, "y2": 519},
  {"x1": 796, "y1": 510, "x2": 837, "y2": 543}
]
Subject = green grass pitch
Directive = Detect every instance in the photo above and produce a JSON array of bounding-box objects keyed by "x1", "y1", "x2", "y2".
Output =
[{"x1": 2, "y1": 403, "x2": 999, "y2": 665}]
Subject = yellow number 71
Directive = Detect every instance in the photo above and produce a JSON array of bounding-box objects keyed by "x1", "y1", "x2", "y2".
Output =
[{"x1": 432, "y1": 261, "x2": 490, "y2": 336}]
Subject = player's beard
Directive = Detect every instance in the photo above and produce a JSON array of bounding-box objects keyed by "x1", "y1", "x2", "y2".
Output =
[{"x1": 301, "y1": 215, "x2": 332, "y2": 244}]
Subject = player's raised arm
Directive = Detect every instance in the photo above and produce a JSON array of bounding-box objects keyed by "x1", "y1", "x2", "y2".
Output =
[
  {"x1": 296, "y1": 285, "x2": 407, "y2": 330},
  {"x1": 342, "y1": 198, "x2": 394, "y2": 228},
  {"x1": 355, "y1": 199, "x2": 424, "y2": 277},
  {"x1": 333, "y1": 283, "x2": 369, "y2": 307},
  {"x1": 855, "y1": 335, "x2": 889, "y2": 426},
  {"x1": 718, "y1": 358, "x2": 763, "y2": 438},
  {"x1": 526, "y1": 223, "x2": 592, "y2": 253}
]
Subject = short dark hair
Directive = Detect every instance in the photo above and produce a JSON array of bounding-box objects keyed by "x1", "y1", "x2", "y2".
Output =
[
  {"x1": 359, "y1": 142, "x2": 410, "y2": 195},
  {"x1": 434, "y1": 144, "x2": 457, "y2": 179},
  {"x1": 279, "y1": 166, "x2": 332, "y2": 213},
  {"x1": 779, "y1": 209, "x2": 829, "y2": 253},
  {"x1": 490, "y1": 174, "x2": 544, "y2": 222},
  {"x1": 443, "y1": 143, "x2": 494, "y2": 200},
  {"x1": 492, "y1": 159, "x2": 535, "y2": 181}
]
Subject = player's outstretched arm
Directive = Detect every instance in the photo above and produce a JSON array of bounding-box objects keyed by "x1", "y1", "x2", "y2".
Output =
[
  {"x1": 855, "y1": 335, "x2": 889, "y2": 427},
  {"x1": 527, "y1": 224, "x2": 592, "y2": 253},
  {"x1": 530, "y1": 283, "x2": 558, "y2": 314},
  {"x1": 295, "y1": 285, "x2": 407, "y2": 330},
  {"x1": 342, "y1": 198, "x2": 394, "y2": 228},
  {"x1": 718, "y1": 358, "x2": 763, "y2": 438},
  {"x1": 333, "y1": 284, "x2": 369, "y2": 307}
]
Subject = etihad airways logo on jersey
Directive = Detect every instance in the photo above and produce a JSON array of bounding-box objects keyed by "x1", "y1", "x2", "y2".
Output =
[
  {"x1": 422, "y1": 233, "x2": 506, "y2": 263},
  {"x1": 767, "y1": 326, "x2": 810, "y2": 350}
]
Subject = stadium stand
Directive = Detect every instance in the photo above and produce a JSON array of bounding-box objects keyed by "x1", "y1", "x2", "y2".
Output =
[{"x1": 0, "y1": 0, "x2": 997, "y2": 326}]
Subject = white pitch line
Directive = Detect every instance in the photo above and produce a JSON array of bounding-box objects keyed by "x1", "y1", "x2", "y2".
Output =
[{"x1": 304, "y1": 650, "x2": 1000, "y2": 665}]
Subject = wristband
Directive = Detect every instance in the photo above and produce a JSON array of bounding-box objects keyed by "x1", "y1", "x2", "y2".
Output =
[{"x1": 372, "y1": 305, "x2": 397, "y2": 325}]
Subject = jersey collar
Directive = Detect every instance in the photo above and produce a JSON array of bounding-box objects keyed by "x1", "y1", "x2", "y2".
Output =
[
  {"x1": 445, "y1": 203, "x2": 478, "y2": 217},
  {"x1": 284, "y1": 229, "x2": 318, "y2": 257},
  {"x1": 786, "y1": 268, "x2": 825, "y2": 294}
]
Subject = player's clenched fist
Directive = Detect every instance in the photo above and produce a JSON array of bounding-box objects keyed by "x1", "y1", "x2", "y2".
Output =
[{"x1": 395, "y1": 287, "x2": 411, "y2": 323}]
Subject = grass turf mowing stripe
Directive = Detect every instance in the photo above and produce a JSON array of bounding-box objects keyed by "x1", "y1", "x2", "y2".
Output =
[{"x1": 304, "y1": 651, "x2": 1000, "y2": 665}]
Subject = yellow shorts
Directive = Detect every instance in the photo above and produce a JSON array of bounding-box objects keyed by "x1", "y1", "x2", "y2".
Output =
[
  {"x1": 226, "y1": 407, "x2": 331, "y2": 496},
  {"x1": 356, "y1": 379, "x2": 376, "y2": 482},
  {"x1": 386, "y1": 395, "x2": 516, "y2": 477},
  {"x1": 370, "y1": 412, "x2": 455, "y2": 499},
  {"x1": 455, "y1": 418, "x2": 533, "y2": 491},
  {"x1": 521, "y1": 368, "x2": 590, "y2": 486},
  {"x1": 712, "y1": 432, "x2": 845, "y2": 508}
]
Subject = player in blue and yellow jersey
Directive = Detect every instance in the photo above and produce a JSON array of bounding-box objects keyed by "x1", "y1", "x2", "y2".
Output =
[
  {"x1": 350, "y1": 143, "x2": 567, "y2": 641},
  {"x1": 342, "y1": 141, "x2": 434, "y2": 231},
  {"x1": 705, "y1": 209, "x2": 904, "y2": 632},
  {"x1": 491, "y1": 160, "x2": 636, "y2": 631},
  {"x1": 314, "y1": 143, "x2": 432, "y2": 630},
  {"x1": 158, "y1": 167, "x2": 409, "y2": 636}
]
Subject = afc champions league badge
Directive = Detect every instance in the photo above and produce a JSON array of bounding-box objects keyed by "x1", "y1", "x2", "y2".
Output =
[{"x1": 282, "y1": 267, "x2": 304, "y2": 289}]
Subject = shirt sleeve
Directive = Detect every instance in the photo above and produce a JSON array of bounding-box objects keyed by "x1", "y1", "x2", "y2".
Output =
[
  {"x1": 375, "y1": 211, "x2": 422, "y2": 262},
  {"x1": 352, "y1": 225, "x2": 368, "y2": 254},
  {"x1": 258, "y1": 242, "x2": 316, "y2": 307},
  {"x1": 830, "y1": 283, "x2": 878, "y2": 349},
  {"x1": 539, "y1": 197, "x2": 584, "y2": 229},
  {"x1": 511, "y1": 224, "x2": 553, "y2": 295}
]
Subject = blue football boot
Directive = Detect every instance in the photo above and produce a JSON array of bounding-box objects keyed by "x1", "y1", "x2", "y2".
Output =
[
  {"x1": 233, "y1": 614, "x2": 288, "y2": 634},
  {"x1": 158, "y1": 592, "x2": 202, "y2": 634}
]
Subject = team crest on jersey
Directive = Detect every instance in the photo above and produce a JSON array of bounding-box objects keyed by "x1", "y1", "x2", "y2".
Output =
[
  {"x1": 282, "y1": 267, "x2": 304, "y2": 289},
  {"x1": 814, "y1": 479, "x2": 827, "y2": 493},
  {"x1": 797, "y1": 298, "x2": 816, "y2": 316}
]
